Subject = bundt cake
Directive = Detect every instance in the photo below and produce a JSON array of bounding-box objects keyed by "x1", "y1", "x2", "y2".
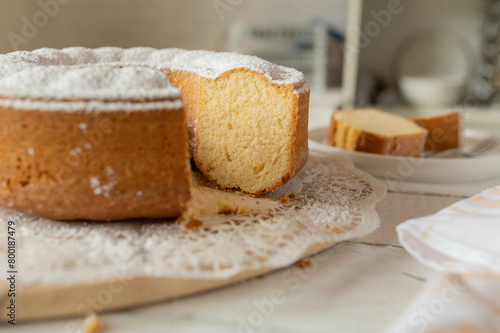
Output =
[
  {"x1": 0, "y1": 47, "x2": 310, "y2": 220},
  {"x1": 328, "y1": 109, "x2": 428, "y2": 157}
]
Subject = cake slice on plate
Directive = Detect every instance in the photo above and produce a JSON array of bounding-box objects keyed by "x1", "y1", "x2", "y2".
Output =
[{"x1": 328, "y1": 108, "x2": 428, "y2": 157}]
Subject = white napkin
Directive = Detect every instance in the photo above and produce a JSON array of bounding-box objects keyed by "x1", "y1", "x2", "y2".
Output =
[{"x1": 387, "y1": 185, "x2": 500, "y2": 333}]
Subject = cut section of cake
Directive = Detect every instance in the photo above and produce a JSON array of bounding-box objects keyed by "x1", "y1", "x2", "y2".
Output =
[
  {"x1": 411, "y1": 112, "x2": 464, "y2": 153},
  {"x1": 160, "y1": 50, "x2": 310, "y2": 195},
  {"x1": 328, "y1": 109, "x2": 428, "y2": 157},
  {"x1": 167, "y1": 68, "x2": 309, "y2": 195}
]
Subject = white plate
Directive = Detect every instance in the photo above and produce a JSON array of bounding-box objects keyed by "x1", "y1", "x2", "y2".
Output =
[{"x1": 309, "y1": 127, "x2": 500, "y2": 183}]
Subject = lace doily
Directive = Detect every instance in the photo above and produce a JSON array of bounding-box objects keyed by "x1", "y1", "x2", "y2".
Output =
[{"x1": 0, "y1": 149, "x2": 386, "y2": 287}]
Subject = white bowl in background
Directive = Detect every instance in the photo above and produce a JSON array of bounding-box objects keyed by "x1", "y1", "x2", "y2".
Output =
[
  {"x1": 399, "y1": 75, "x2": 465, "y2": 107},
  {"x1": 395, "y1": 29, "x2": 473, "y2": 107}
]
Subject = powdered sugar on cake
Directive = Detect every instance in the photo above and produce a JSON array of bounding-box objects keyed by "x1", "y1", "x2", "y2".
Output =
[
  {"x1": 0, "y1": 64, "x2": 181, "y2": 101},
  {"x1": 89, "y1": 167, "x2": 117, "y2": 198},
  {"x1": 0, "y1": 47, "x2": 308, "y2": 112},
  {"x1": 0, "y1": 98, "x2": 184, "y2": 112}
]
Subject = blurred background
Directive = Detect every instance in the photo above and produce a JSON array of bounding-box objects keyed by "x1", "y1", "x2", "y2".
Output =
[
  {"x1": 0, "y1": 0, "x2": 346, "y2": 52},
  {"x1": 1, "y1": 0, "x2": 500, "y2": 132}
]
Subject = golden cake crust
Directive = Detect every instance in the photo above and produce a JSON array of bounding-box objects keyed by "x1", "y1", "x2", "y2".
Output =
[
  {"x1": 0, "y1": 105, "x2": 191, "y2": 220},
  {"x1": 411, "y1": 112, "x2": 464, "y2": 153}
]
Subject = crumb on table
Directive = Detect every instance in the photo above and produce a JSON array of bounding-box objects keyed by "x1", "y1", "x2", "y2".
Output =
[
  {"x1": 216, "y1": 197, "x2": 252, "y2": 214},
  {"x1": 84, "y1": 312, "x2": 103, "y2": 333},
  {"x1": 296, "y1": 259, "x2": 311, "y2": 269},
  {"x1": 278, "y1": 194, "x2": 290, "y2": 205},
  {"x1": 217, "y1": 197, "x2": 240, "y2": 214},
  {"x1": 184, "y1": 219, "x2": 203, "y2": 230}
]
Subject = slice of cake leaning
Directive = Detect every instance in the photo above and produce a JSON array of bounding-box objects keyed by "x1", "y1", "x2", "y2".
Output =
[{"x1": 411, "y1": 112, "x2": 464, "y2": 153}]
